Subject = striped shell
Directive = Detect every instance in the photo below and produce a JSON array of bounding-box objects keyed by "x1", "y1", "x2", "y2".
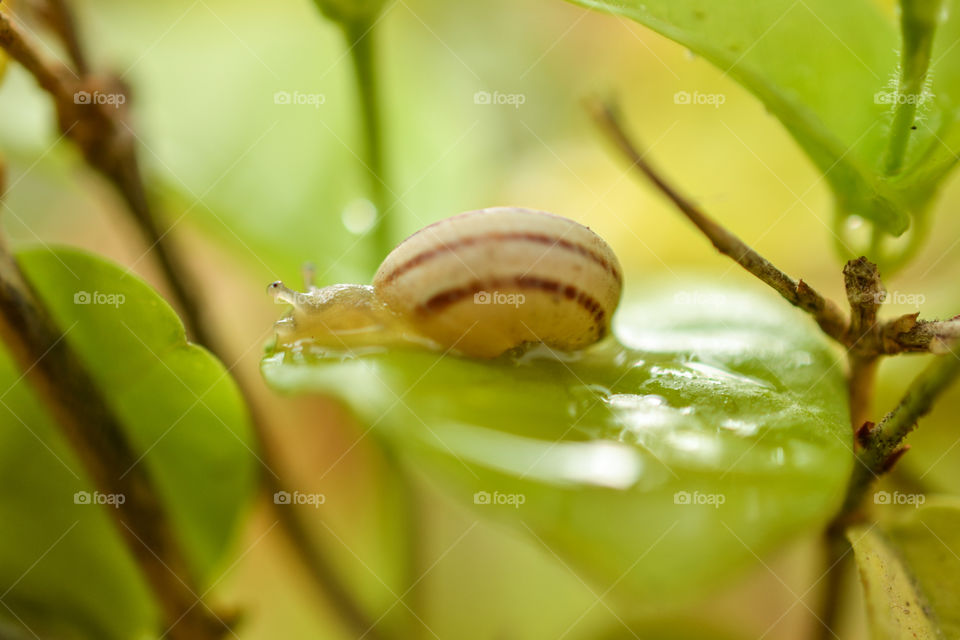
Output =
[{"x1": 373, "y1": 207, "x2": 623, "y2": 358}]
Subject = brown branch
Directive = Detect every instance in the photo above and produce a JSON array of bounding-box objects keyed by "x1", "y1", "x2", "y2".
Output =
[
  {"x1": 0, "y1": 220, "x2": 227, "y2": 637},
  {"x1": 840, "y1": 343, "x2": 960, "y2": 520},
  {"x1": 589, "y1": 99, "x2": 849, "y2": 342},
  {"x1": 842, "y1": 257, "x2": 883, "y2": 429},
  {"x1": 34, "y1": 0, "x2": 88, "y2": 74},
  {"x1": 0, "y1": 7, "x2": 206, "y2": 344},
  {"x1": 249, "y1": 399, "x2": 390, "y2": 640},
  {"x1": 882, "y1": 316, "x2": 960, "y2": 354},
  {"x1": 1, "y1": 6, "x2": 391, "y2": 638}
]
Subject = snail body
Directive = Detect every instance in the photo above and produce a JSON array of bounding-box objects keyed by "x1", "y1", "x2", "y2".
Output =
[{"x1": 271, "y1": 207, "x2": 623, "y2": 358}]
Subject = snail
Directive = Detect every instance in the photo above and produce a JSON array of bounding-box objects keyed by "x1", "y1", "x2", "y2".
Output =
[{"x1": 270, "y1": 207, "x2": 623, "y2": 358}]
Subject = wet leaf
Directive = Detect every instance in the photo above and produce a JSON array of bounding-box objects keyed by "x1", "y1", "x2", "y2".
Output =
[{"x1": 262, "y1": 284, "x2": 852, "y2": 604}]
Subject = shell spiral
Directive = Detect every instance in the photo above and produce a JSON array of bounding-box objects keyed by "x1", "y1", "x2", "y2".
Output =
[{"x1": 373, "y1": 207, "x2": 623, "y2": 358}]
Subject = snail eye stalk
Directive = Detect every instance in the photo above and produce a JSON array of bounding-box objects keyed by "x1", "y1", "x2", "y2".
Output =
[{"x1": 267, "y1": 281, "x2": 299, "y2": 306}]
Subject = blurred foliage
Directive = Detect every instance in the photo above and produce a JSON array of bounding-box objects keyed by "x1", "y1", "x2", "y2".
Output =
[
  {"x1": 0, "y1": 248, "x2": 255, "y2": 638},
  {"x1": 849, "y1": 498, "x2": 960, "y2": 639},
  {"x1": 0, "y1": 0, "x2": 959, "y2": 638}
]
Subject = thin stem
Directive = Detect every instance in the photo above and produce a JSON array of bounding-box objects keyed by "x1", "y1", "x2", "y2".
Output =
[
  {"x1": 842, "y1": 257, "x2": 884, "y2": 429},
  {"x1": 384, "y1": 455, "x2": 425, "y2": 638},
  {"x1": 814, "y1": 529, "x2": 850, "y2": 640},
  {"x1": 589, "y1": 99, "x2": 849, "y2": 342},
  {"x1": 863, "y1": 345, "x2": 960, "y2": 470},
  {"x1": 883, "y1": 316, "x2": 960, "y2": 354},
  {"x1": 341, "y1": 17, "x2": 426, "y2": 633},
  {"x1": 835, "y1": 343, "x2": 960, "y2": 529},
  {"x1": 882, "y1": 0, "x2": 942, "y2": 175},
  {"x1": 105, "y1": 151, "x2": 212, "y2": 346},
  {"x1": 848, "y1": 356, "x2": 879, "y2": 430},
  {"x1": 39, "y1": 0, "x2": 89, "y2": 74},
  {"x1": 344, "y1": 20, "x2": 391, "y2": 267},
  {"x1": 0, "y1": 9, "x2": 68, "y2": 93},
  {"x1": 257, "y1": 428, "x2": 389, "y2": 640}
]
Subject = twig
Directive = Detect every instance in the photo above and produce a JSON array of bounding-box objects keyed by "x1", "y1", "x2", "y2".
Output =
[
  {"x1": 0, "y1": 201, "x2": 226, "y2": 638},
  {"x1": 881, "y1": 316, "x2": 960, "y2": 354},
  {"x1": 843, "y1": 257, "x2": 883, "y2": 429},
  {"x1": 589, "y1": 100, "x2": 960, "y2": 360},
  {"x1": 0, "y1": 7, "x2": 206, "y2": 344},
  {"x1": 36, "y1": 0, "x2": 88, "y2": 74},
  {"x1": 814, "y1": 530, "x2": 850, "y2": 640},
  {"x1": 589, "y1": 99, "x2": 850, "y2": 342},
  {"x1": 249, "y1": 399, "x2": 389, "y2": 640},
  {"x1": 1, "y1": 6, "x2": 389, "y2": 639},
  {"x1": 856, "y1": 344, "x2": 960, "y2": 480}
]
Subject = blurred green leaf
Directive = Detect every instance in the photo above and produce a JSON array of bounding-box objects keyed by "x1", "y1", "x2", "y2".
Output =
[
  {"x1": 898, "y1": 0, "x2": 960, "y2": 205},
  {"x1": 566, "y1": 0, "x2": 960, "y2": 252},
  {"x1": 848, "y1": 498, "x2": 960, "y2": 640},
  {"x1": 0, "y1": 247, "x2": 256, "y2": 639},
  {"x1": 262, "y1": 285, "x2": 851, "y2": 605}
]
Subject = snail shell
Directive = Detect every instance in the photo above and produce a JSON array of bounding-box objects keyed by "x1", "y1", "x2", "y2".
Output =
[{"x1": 372, "y1": 207, "x2": 622, "y2": 358}]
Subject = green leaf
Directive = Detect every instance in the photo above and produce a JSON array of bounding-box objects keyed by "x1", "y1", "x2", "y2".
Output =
[
  {"x1": 566, "y1": 0, "x2": 960, "y2": 259},
  {"x1": 568, "y1": 0, "x2": 904, "y2": 231},
  {"x1": 262, "y1": 285, "x2": 852, "y2": 604},
  {"x1": 896, "y1": 0, "x2": 960, "y2": 205},
  {"x1": 0, "y1": 247, "x2": 257, "y2": 639},
  {"x1": 848, "y1": 497, "x2": 960, "y2": 639}
]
